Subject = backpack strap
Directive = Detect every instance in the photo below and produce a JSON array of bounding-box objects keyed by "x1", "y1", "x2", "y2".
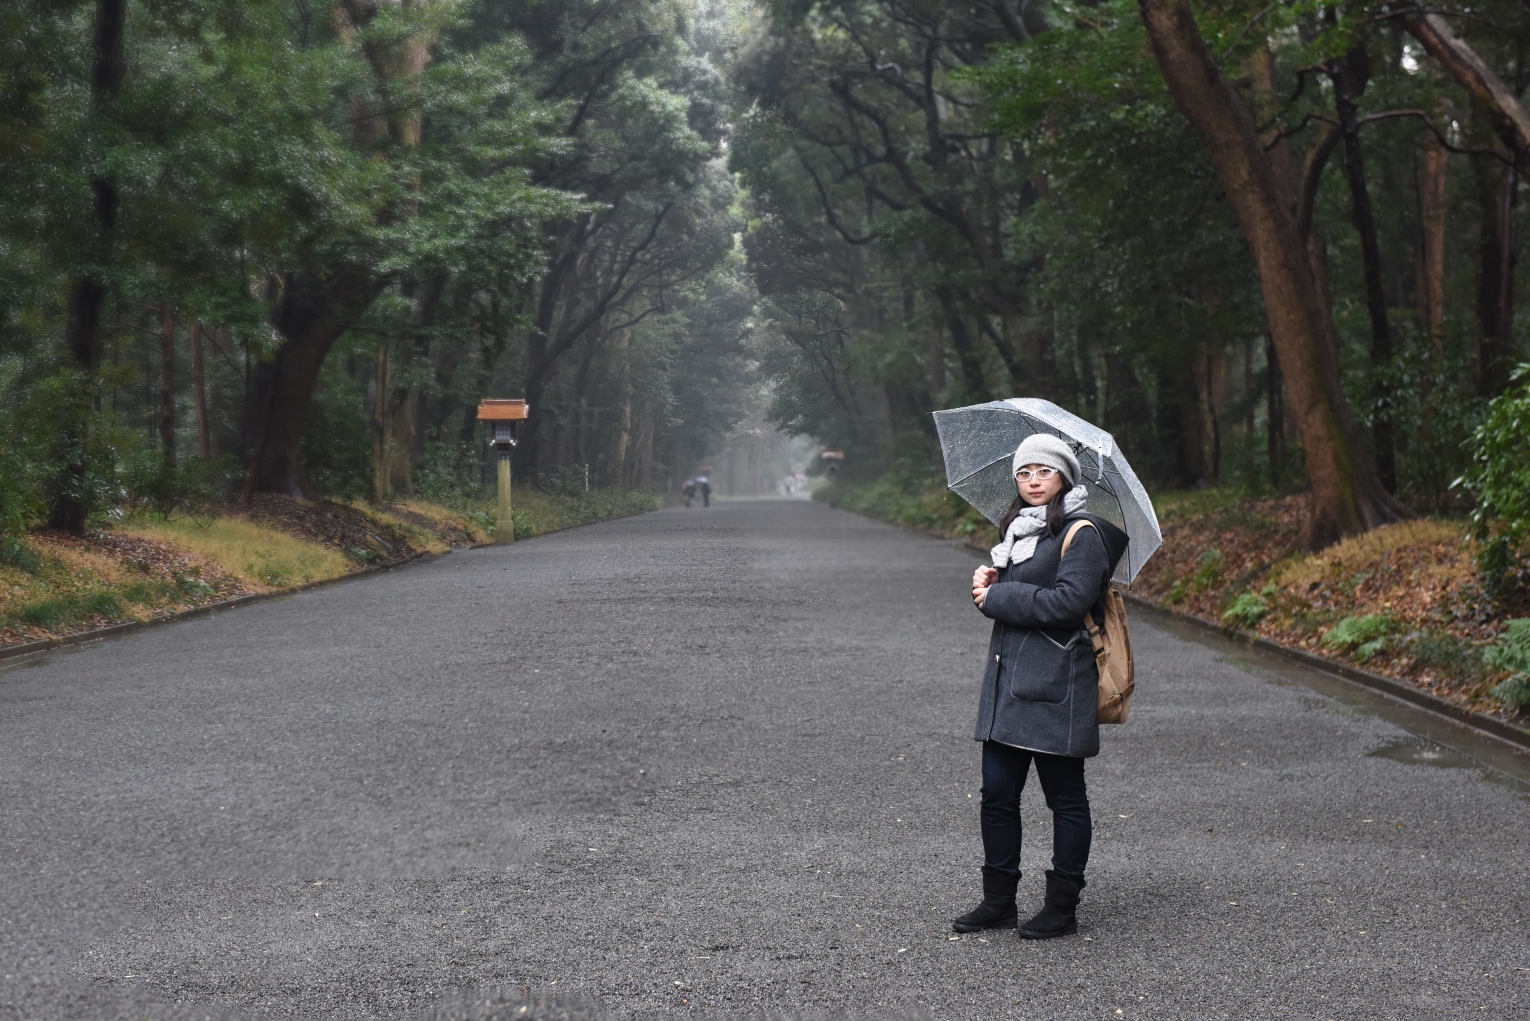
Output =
[
  {"x1": 1059, "y1": 518, "x2": 1102, "y2": 637},
  {"x1": 1060, "y1": 518, "x2": 1095, "y2": 556}
]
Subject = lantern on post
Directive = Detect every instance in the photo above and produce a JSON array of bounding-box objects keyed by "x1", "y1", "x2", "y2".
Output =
[
  {"x1": 821, "y1": 450, "x2": 844, "y2": 508},
  {"x1": 477, "y1": 399, "x2": 529, "y2": 545}
]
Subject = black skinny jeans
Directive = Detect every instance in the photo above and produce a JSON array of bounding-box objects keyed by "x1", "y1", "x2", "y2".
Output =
[{"x1": 980, "y1": 740, "x2": 1092, "y2": 879}]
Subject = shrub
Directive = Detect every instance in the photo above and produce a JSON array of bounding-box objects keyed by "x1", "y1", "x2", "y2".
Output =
[
  {"x1": 0, "y1": 535, "x2": 42, "y2": 573},
  {"x1": 1483, "y1": 618, "x2": 1530, "y2": 675},
  {"x1": 301, "y1": 357, "x2": 372, "y2": 500},
  {"x1": 0, "y1": 366, "x2": 73, "y2": 536},
  {"x1": 1485, "y1": 619, "x2": 1530, "y2": 713},
  {"x1": 1322, "y1": 614, "x2": 1393, "y2": 662},
  {"x1": 536, "y1": 462, "x2": 595, "y2": 498},
  {"x1": 1491, "y1": 676, "x2": 1530, "y2": 713},
  {"x1": 117, "y1": 452, "x2": 237, "y2": 516},
  {"x1": 1222, "y1": 592, "x2": 1269, "y2": 629},
  {"x1": 414, "y1": 441, "x2": 485, "y2": 503},
  {"x1": 1407, "y1": 631, "x2": 1488, "y2": 686},
  {"x1": 1459, "y1": 364, "x2": 1530, "y2": 599}
]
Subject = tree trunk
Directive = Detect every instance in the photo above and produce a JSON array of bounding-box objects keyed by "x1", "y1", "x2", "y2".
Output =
[
  {"x1": 1327, "y1": 52, "x2": 1396, "y2": 492},
  {"x1": 927, "y1": 325, "x2": 947, "y2": 409},
  {"x1": 515, "y1": 352, "x2": 549, "y2": 481},
  {"x1": 1242, "y1": 339, "x2": 1255, "y2": 460},
  {"x1": 1266, "y1": 336, "x2": 1285, "y2": 490},
  {"x1": 1196, "y1": 349, "x2": 1224, "y2": 486},
  {"x1": 1140, "y1": 0, "x2": 1406, "y2": 547},
  {"x1": 571, "y1": 325, "x2": 604, "y2": 466},
  {"x1": 48, "y1": 0, "x2": 129, "y2": 533},
  {"x1": 241, "y1": 267, "x2": 374, "y2": 501},
  {"x1": 1403, "y1": 15, "x2": 1530, "y2": 154},
  {"x1": 1402, "y1": 12, "x2": 1530, "y2": 393},
  {"x1": 159, "y1": 303, "x2": 176, "y2": 468},
  {"x1": 1473, "y1": 130, "x2": 1516, "y2": 396},
  {"x1": 371, "y1": 338, "x2": 392, "y2": 503},
  {"x1": 636, "y1": 410, "x2": 654, "y2": 490},
  {"x1": 1417, "y1": 127, "x2": 1449, "y2": 345},
  {"x1": 189, "y1": 320, "x2": 211, "y2": 459},
  {"x1": 614, "y1": 328, "x2": 632, "y2": 485},
  {"x1": 935, "y1": 285, "x2": 988, "y2": 402}
]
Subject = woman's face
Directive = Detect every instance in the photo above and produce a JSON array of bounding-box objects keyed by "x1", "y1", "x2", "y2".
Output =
[{"x1": 1016, "y1": 463, "x2": 1066, "y2": 506}]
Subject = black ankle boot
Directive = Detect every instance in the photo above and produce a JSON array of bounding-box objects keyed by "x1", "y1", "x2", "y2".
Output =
[
  {"x1": 1017, "y1": 869, "x2": 1084, "y2": 939},
  {"x1": 952, "y1": 866, "x2": 1019, "y2": 933}
]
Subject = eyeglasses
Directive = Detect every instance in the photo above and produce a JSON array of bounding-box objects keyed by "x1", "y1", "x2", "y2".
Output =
[{"x1": 1015, "y1": 467, "x2": 1058, "y2": 482}]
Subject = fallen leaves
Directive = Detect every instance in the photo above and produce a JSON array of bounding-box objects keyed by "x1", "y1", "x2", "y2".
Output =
[{"x1": 1133, "y1": 492, "x2": 1530, "y2": 719}]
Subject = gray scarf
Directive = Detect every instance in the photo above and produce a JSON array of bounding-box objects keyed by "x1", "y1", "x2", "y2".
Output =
[{"x1": 990, "y1": 486, "x2": 1089, "y2": 568}]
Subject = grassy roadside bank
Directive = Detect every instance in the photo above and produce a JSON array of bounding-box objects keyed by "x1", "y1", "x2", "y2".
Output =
[
  {"x1": 0, "y1": 488, "x2": 659, "y2": 651},
  {"x1": 823, "y1": 474, "x2": 1530, "y2": 724}
]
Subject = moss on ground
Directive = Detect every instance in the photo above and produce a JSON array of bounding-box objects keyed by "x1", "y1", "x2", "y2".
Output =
[
  {"x1": 2, "y1": 488, "x2": 660, "y2": 650},
  {"x1": 123, "y1": 516, "x2": 353, "y2": 590}
]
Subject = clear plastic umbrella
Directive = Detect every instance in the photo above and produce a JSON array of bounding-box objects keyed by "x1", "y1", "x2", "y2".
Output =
[{"x1": 932, "y1": 398, "x2": 1162, "y2": 585}]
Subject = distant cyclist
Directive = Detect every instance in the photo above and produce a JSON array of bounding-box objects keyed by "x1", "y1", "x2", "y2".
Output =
[{"x1": 681, "y1": 479, "x2": 696, "y2": 508}]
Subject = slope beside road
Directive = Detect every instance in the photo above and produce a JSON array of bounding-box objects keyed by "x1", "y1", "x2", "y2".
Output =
[{"x1": 1, "y1": 499, "x2": 1527, "y2": 1020}]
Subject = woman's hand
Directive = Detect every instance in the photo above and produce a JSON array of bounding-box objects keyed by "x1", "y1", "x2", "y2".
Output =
[{"x1": 972, "y1": 565, "x2": 998, "y2": 608}]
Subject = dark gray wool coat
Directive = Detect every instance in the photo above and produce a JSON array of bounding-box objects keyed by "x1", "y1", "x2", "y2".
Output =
[{"x1": 974, "y1": 512, "x2": 1129, "y2": 758}]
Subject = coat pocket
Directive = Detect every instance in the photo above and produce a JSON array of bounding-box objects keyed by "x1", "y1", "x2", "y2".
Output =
[{"x1": 1005, "y1": 632, "x2": 1073, "y2": 705}]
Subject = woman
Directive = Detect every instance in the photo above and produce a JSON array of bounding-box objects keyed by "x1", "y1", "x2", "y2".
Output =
[{"x1": 953, "y1": 432, "x2": 1127, "y2": 940}]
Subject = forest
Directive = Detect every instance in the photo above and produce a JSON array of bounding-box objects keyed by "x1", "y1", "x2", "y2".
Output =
[{"x1": 3, "y1": 0, "x2": 1530, "y2": 597}]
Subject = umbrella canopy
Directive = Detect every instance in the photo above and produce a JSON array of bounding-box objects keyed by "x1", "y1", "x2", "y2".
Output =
[{"x1": 932, "y1": 398, "x2": 1162, "y2": 584}]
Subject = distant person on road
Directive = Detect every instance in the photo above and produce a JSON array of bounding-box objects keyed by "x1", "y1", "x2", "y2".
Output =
[
  {"x1": 682, "y1": 479, "x2": 696, "y2": 508},
  {"x1": 697, "y1": 475, "x2": 711, "y2": 507},
  {"x1": 956, "y1": 433, "x2": 1128, "y2": 941}
]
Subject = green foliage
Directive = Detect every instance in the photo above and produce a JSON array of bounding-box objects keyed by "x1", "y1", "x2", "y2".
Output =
[
  {"x1": 1322, "y1": 614, "x2": 1394, "y2": 661},
  {"x1": 414, "y1": 442, "x2": 483, "y2": 504},
  {"x1": 1486, "y1": 616, "x2": 1530, "y2": 711},
  {"x1": 15, "y1": 591, "x2": 123, "y2": 630},
  {"x1": 503, "y1": 488, "x2": 662, "y2": 541},
  {"x1": 1193, "y1": 549, "x2": 1226, "y2": 593},
  {"x1": 116, "y1": 452, "x2": 237, "y2": 517},
  {"x1": 1492, "y1": 677, "x2": 1530, "y2": 713},
  {"x1": 1484, "y1": 618, "x2": 1530, "y2": 675},
  {"x1": 1459, "y1": 365, "x2": 1530, "y2": 598},
  {"x1": 1406, "y1": 631, "x2": 1489, "y2": 687},
  {"x1": 0, "y1": 367, "x2": 70, "y2": 535},
  {"x1": 537, "y1": 463, "x2": 596, "y2": 499},
  {"x1": 301, "y1": 356, "x2": 372, "y2": 501},
  {"x1": 1154, "y1": 489, "x2": 1250, "y2": 524},
  {"x1": 0, "y1": 536, "x2": 42, "y2": 574},
  {"x1": 830, "y1": 468, "x2": 996, "y2": 539},
  {"x1": 1222, "y1": 592, "x2": 1270, "y2": 629}
]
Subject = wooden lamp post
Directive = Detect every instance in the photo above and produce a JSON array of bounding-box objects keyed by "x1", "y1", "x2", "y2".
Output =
[{"x1": 477, "y1": 399, "x2": 529, "y2": 544}]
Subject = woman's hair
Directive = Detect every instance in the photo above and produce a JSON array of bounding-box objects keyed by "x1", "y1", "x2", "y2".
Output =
[{"x1": 998, "y1": 481, "x2": 1076, "y2": 538}]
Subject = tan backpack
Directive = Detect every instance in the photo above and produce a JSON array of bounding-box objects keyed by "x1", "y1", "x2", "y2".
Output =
[{"x1": 1061, "y1": 519, "x2": 1136, "y2": 724}]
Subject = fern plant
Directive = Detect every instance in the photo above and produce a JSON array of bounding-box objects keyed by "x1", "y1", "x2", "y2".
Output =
[
  {"x1": 1222, "y1": 592, "x2": 1269, "y2": 629},
  {"x1": 1321, "y1": 614, "x2": 1393, "y2": 662},
  {"x1": 1485, "y1": 619, "x2": 1530, "y2": 713}
]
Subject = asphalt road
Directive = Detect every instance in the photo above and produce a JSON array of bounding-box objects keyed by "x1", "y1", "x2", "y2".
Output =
[{"x1": 3, "y1": 499, "x2": 1528, "y2": 1021}]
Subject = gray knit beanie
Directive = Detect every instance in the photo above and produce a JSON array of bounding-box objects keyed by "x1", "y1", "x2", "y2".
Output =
[{"x1": 1011, "y1": 433, "x2": 1079, "y2": 487}]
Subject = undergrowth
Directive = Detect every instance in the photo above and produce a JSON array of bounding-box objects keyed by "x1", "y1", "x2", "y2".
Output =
[
  {"x1": 3, "y1": 488, "x2": 662, "y2": 649},
  {"x1": 441, "y1": 486, "x2": 662, "y2": 540},
  {"x1": 823, "y1": 471, "x2": 995, "y2": 541},
  {"x1": 123, "y1": 516, "x2": 353, "y2": 590}
]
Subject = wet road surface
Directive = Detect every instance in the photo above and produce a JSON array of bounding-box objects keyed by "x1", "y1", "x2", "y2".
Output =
[{"x1": 2, "y1": 499, "x2": 1528, "y2": 1020}]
